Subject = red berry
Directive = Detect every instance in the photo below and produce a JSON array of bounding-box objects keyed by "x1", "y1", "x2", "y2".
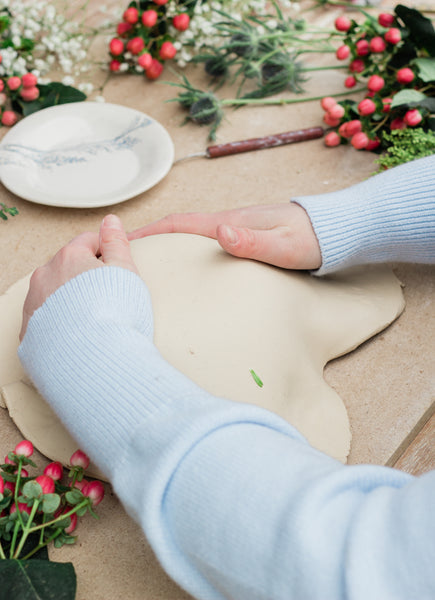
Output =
[
  {"x1": 20, "y1": 86, "x2": 39, "y2": 101},
  {"x1": 44, "y1": 461, "x2": 63, "y2": 481},
  {"x1": 378, "y1": 13, "x2": 395, "y2": 28},
  {"x1": 390, "y1": 117, "x2": 406, "y2": 130},
  {"x1": 346, "y1": 120, "x2": 362, "y2": 136},
  {"x1": 351, "y1": 132, "x2": 369, "y2": 149},
  {"x1": 173, "y1": 13, "x2": 190, "y2": 31},
  {"x1": 366, "y1": 137, "x2": 381, "y2": 151},
  {"x1": 65, "y1": 512, "x2": 78, "y2": 534},
  {"x1": 0, "y1": 476, "x2": 3, "y2": 495},
  {"x1": 127, "y1": 37, "x2": 145, "y2": 55},
  {"x1": 328, "y1": 104, "x2": 345, "y2": 119},
  {"x1": 356, "y1": 39, "x2": 370, "y2": 56},
  {"x1": 338, "y1": 122, "x2": 350, "y2": 137},
  {"x1": 123, "y1": 7, "x2": 139, "y2": 24},
  {"x1": 82, "y1": 480, "x2": 105, "y2": 506},
  {"x1": 159, "y1": 41, "x2": 176, "y2": 60},
  {"x1": 109, "y1": 38, "x2": 124, "y2": 56},
  {"x1": 138, "y1": 53, "x2": 152, "y2": 69},
  {"x1": 404, "y1": 109, "x2": 422, "y2": 126},
  {"x1": 153, "y1": 0, "x2": 168, "y2": 4},
  {"x1": 324, "y1": 131, "x2": 341, "y2": 147},
  {"x1": 0, "y1": 54, "x2": 2, "y2": 64},
  {"x1": 323, "y1": 112, "x2": 340, "y2": 127},
  {"x1": 35, "y1": 475, "x2": 55, "y2": 495},
  {"x1": 358, "y1": 98, "x2": 376, "y2": 116},
  {"x1": 396, "y1": 67, "x2": 414, "y2": 84},
  {"x1": 109, "y1": 59, "x2": 121, "y2": 72},
  {"x1": 146, "y1": 58, "x2": 163, "y2": 80},
  {"x1": 320, "y1": 96, "x2": 336, "y2": 111},
  {"x1": 382, "y1": 97, "x2": 392, "y2": 112},
  {"x1": 344, "y1": 75, "x2": 357, "y2": 88},
  {"x1": 0, "y1": 80, "x2": 4, "y2": 92},
  {"x1": 7, "y1": 76, "x2": 21, "y2": 91},
  {"x1": 21, "y1": 73, "x2": 38, "y2": 88},
  {"x1": 334, "y1": 16, "x2": 351, "y2": 32},
  {"x1": 349, "y1": 58, "x2": 365, "y2": 73},
  {"x1": 70, "y1": 450, "x2": 90, "y2": 470},
  {"x1": 384, "y1": 28, "x2": 401, "y2": 45},
  {"x1": 142, "y1": 9, "x2": 158, "y2": 28},
  {"x1": 14, "y1": 440, "x2": 34, "y2": 457},
  {"x1": 336, "y1": 45, "x2": 350, "y2": 60},
  {"x1": 369, "y1": 36, "x2": 386, "y2": 53},
  {"x1": 117, "y1": 22, "x2": 132, "y2": 36},
  {"x1": 10, "y1": 502, "x2": 31, "y2": 516},
  {"x1": 367, "y1": 75, "x2": 384, "y2": 92}
]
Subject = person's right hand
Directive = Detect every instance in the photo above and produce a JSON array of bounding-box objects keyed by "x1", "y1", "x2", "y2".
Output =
[{"x1": 128, "y1": 203, "x2": 322, "y2": 271}]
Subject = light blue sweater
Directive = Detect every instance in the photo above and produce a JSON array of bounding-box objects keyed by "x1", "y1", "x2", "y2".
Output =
[{"x1": 19, "y1": 156, "x2": 435, "y2": 599}]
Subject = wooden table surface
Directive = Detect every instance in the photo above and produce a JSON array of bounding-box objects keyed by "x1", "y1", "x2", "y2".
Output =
[{"x1": 0, "y1": 1, "x2": 433, "y2": 598}]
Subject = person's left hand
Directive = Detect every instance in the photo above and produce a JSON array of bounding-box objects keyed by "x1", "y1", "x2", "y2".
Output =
[{"x1": 20, "y1": 214, "x2": 138, "y2": 341}]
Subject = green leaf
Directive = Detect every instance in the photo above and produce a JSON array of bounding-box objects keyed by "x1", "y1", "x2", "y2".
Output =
[
  {"x1": 41, "y1": 494, "x2": 60, "y2": 515},
  {"x1": 22, "y1": 481, "x2": 42, "y2": 500},
  {"x1": 0, "y1": 559, "x2": 76, "y2": 600},
  {"x1": 391, "y1": 89, "x2": 427, "y2": 108},
  {"x1": 249, "y1": 369, "x2": 264, "y2": 388},
  {"x1": 395, "y1": 4, "x2": 435, "y2": 56},
  {"x1": 412, "y1": 57, "x2": 435, "y2": 83},
  {"x1": 17, "y1": 82, "x2": 86, "y2": 117},
  {"x1": 64, "y1": 490, "x2": 82, "y2": 506}
]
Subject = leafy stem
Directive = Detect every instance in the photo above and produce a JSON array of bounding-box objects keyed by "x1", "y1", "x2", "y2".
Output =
[{"x1": 13, "y1": 500, "x2": 40, "y2": 559}]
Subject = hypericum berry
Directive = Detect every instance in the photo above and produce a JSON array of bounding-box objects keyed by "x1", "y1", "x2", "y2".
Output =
[
  {"x1": 382, "y1": 97, "x2": 392, "y2": 112},
  {"x1": 356, "y1": 39, "x2": 370, "y2": 56},
  {"x1": 142, "y1": 9, "x2": 158, "y2": 28},
  {"x1": 328, "y1": 103, "x2": 345, "y2": 119},
  {"x1": 65, "y1": 512, "x2": 78, "y2": 534},
  {"x1": 396, "y1": 67, "x2": 414, "y2": 84},
  {"x1": 404, "y1": 109, "x2": 423, "y2": 126},
  {"x1": 21, "y1": 73, "x2": 38, "y2": 88},
  {"x1": 146, "y1": 58, "x2": 164, "y2": 80},
  {"x1": 0, "y1": 476, "x2": 4, "y2": 495},
  {"x1": 378, "y1": 13, "x2": 395, "y2": 28},
  {"x1": 324, "y1": 131, "x2": 341, "y2": 147},
  {"x1": 338, "y1": 122, "x2": 350, "y2": 137},
  {"x1": 323, "y1": 112, "x2": 340, "y2": 127},
  {"x1": 35, "y1": 475, "x2": 55, "y2": 495},
  {"x1": 349, "y1": 58, "x2": 365, "y2": 73},
  {"x1": 366, "y1": 137, "x2": 381, "y2": 151},
  {"x1": 10, "y1": 502, "x2": 31, "y2": 516},
  {"x1": 127, "y1": 37, "x2": 145, "y2": 55},
  {"x1": 69, "y1": 478, "x2": 87, "y2": 491},
  {"x1": 344, "y1": 75, "x2": 357, "y2": 88},
  {"x1": 384, "y1": 27, "x2": 401, "y2": 45},
  {"x1": 367, "y1": 75, "x2": 384, "y2": 92},
  {"x1": 109, "y1": 59, "x2": 121, "y2": 72},
  {"x1": 123, "y1": 7, "x2": 139, "y2": 24},
  {"x1": 346, "y1": 120, "x2": 362, "y2": 136},
  {"x1": 173, "y1": 13, "x2": 190, "y2": 31},
  {"x1": 358, "y1": 98, "x2": 376, "y2": 116},
  {"x1": 20, "y1": 86, "x2": 40, "y2": 101},
  {"x1": 320, "y1": 96, "x2": 337, "y2": 111},
  {"x1": 82, "y1": 480, "x2": 105, "y2": 506},
  {"x1": 336, "y1": 45, "x2": 350, "y2": 60},
  {"x1": 44, "y1": 461, "x2": 63, "y2": 481},
  {"x1": 153, "y1": 0, "x2": 169, "y2": 4},
  {"x1": 351, "y1": 131, "x2": 369, "y2": 149},
  {"x1": 5, "y1": 480, "x2": 15, "y2": 494},
  {"x1": 159, "y1": 41, "x2": 176, "y2": 60},
  {"x1": 0, "y1": 80, "x2": 4, "y2": 93},
  {"x1": 369, "y1": 36, "x2": 386, "y2": 53},
  {"x1": 70, "y1": 450, "x2": 90, "y2": 470},
  {"x1": 109, "y1": 38, "x2": 124, "y2": 56},
  {"x1": 334, "y1": 16, "x2": 351, "y2": 32},
  {"x1": 14, "y1": 440, "x2": 34, "y2": 457},
  {"x1": 138, "y1": 53, "x2": 152, "y2": 69},
  {"x1": 117, "y1": 22, "x2": 132, "y2": 36},
  {"x1": 390, "y1": 117, "x2": 406, "y2": 130},
  {"x1": 16, "y1": 468, "x2": 29, "y2": 477},
  {"x1": 7, "y1": 76, "x2": 21, "y2": 91}
]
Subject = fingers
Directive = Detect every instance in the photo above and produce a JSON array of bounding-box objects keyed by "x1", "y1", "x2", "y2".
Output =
[
  {"x1": 127, "y1": 211, "x2": 227, "y2": 241},
  {"x1": 99, "y1": 214, "x2": 139, "y2": 274}
]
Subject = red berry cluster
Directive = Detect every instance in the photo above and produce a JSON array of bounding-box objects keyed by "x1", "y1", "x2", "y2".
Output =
[
  {"x1": 322, "y1": 7, "x2": 435, "y2": 152},
  {"x1": 109, "y1": 0, "x2": 191, "y2": 80},
  {"x1": 0, "y1": 65, "x2": 40, "y2": 127}
]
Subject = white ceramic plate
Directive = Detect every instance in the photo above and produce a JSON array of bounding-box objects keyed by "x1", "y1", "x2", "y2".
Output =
[{"x1": 0, "y1": 102, "x2": 174, "y2": 208}]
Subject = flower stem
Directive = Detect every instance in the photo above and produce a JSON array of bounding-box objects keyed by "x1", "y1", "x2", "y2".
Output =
[
  {"x1": 21, "y1": 529, "x2": 63, "y2": 561},
  {"x1": 301, "y1": 65, "x2": 348, "y2": 72},
  {"x1": 13, "y1": 500, "x2": 40, "y2": 559},
  {"x1": 13, "y1": 460, "x2": 25, "y2": 531},
  {"x1": 28, "y1": 499, "x2": 89, "y2": 533},
  {"x1": 9, "y1": 520, "x2": 21, "y2": 559},
  {"x1": 221, "y1": 87, "x2": 366, "y2": 107}
]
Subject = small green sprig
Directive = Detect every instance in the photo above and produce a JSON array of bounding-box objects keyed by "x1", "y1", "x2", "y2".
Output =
[
  {"x1": 0, "y1": 203, "x2": 18, "y2": 221},
  {"x1": 376, "y1": 127, "x2": 435, "y2": 170}
]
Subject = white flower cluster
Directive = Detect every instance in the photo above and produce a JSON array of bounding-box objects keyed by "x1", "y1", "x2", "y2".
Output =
[{"x1": 0, "y1": 0, "x2": 101, "y2": 92}]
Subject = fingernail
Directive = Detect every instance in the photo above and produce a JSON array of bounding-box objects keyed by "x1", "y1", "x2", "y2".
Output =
[
  {"x1": 102, "y1": 214, "x2": 121, "y2": 228},
  {"x1": 221, "y1": 225, "x2": 239, "y2": 245}
]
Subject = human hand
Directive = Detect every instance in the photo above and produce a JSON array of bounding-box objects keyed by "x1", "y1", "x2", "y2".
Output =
[
  {"x1": 20, "y1": 214, "x2": 138, "y2": 341},
  {"x1": 128, "y1": 203, "x2": 322, "y2": 271}
]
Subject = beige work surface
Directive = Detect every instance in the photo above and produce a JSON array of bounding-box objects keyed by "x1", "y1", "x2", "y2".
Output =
[{"x1": 0, "y1": 2, "x2": 434, "y2": 599}]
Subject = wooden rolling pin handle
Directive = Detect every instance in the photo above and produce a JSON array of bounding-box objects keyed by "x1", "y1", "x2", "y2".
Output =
[{"x1": 206, "y1": 126, "x2": 324, "y2": 158}]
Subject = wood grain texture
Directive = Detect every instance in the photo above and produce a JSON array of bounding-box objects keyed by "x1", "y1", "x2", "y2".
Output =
[{"x1": 386, "y1": 401, "x2": 435, "y2": 476}]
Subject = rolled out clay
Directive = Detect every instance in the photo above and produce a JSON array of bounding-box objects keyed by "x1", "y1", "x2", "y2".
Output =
[{"x1": 0, "y1": 234, "x2": 405, "y2": 476}]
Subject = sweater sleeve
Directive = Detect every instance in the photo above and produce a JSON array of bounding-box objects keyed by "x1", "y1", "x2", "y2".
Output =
[
  {"x1": 18, "y1": 267, "x2": 435, "y2": 600},
  {"x1": 292, "y1": 154, "x2": 435, "y2": 275}
]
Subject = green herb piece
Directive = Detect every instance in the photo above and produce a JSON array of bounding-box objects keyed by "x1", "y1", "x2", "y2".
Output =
[
  {"x1": 0, "y1": 203, "x2": 18, "y2": 221},
  {"x1": 376, "y1": 128, "x2": 435, "y2": 171},
  {"x1": 250, "y1": 369, "x2": 264, "y2": 388}
]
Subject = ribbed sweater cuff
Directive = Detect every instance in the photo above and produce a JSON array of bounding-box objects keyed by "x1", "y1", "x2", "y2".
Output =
[{"x1": 293, "y1": 155, "x2": 435, "y2": 275}]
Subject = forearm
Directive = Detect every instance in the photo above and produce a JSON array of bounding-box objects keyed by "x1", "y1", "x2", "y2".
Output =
[{"x1": 293, "y1": 155, "x2": 435, "y2": 275}]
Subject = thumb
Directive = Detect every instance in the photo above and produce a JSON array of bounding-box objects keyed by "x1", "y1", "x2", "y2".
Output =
[
  {"x1": 216, "y1": 224, "x2": 297, "y2": 269},
  {"x1": 99, "y1": 214, "x2": 139, "y2": 274}
]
